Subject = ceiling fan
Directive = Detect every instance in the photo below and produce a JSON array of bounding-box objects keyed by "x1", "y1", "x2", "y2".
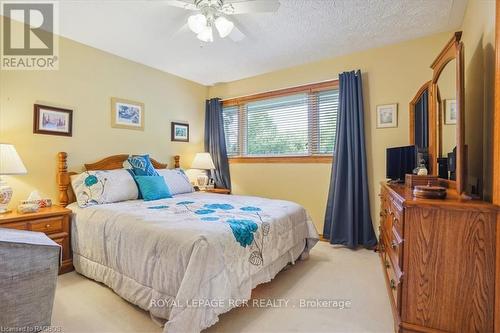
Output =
[{"x1": 166, "y1": 0, "x2": 281, "y2": 42}]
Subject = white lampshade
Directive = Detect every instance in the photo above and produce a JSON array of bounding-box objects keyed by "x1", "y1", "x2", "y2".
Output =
[
  {"x1": 188, "y1": 14, "x2": 207, "y2": 34},
  {"x1": 0, "y1": 144, "x2": 27, "y2": 175},
  {"x1": 215, "y1": 16, "x2": 234, "y2": 38},
  {"x1": 197, "y1": 25, "x2": 214, "y2": 43},
  {"x1": 191, "y1": 153, "x2": 215, "y2": 170}
]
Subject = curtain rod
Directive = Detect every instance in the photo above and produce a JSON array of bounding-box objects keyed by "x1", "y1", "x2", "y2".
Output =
[{"x1": 219, "y1": 78, "x2": 339, "y2": 102}]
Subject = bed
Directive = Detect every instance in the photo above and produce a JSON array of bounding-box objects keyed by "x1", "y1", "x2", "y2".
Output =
[{"x1": 57, "y1": 152, "x2": 319, "y2": 333}]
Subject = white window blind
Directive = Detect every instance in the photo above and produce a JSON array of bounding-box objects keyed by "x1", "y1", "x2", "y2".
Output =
[
  {"x1": 222, "y1": 86, "x2": 339, "y2": 158},
  {"x1": 222, "y1": 105, "x2": 239, "y2": 156},
  {"x1": 317, "y1": 90, "x2": 339, "y2": 154}
]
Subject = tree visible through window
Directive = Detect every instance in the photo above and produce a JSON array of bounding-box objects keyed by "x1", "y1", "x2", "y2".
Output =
[{"x1": 222, "y1": 81, "x2": 338, "y2": 158}]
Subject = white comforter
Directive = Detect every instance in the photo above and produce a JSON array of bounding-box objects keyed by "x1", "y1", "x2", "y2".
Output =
[{"x1": 69, "y1": 192, "x2": 318, "y2": 333}]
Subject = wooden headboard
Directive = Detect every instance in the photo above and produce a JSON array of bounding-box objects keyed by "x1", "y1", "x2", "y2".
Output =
[{"x1": 57, "y1": 152, "x2": 180, "y2": 207}]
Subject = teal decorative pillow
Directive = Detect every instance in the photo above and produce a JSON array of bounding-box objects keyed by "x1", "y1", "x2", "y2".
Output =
[
  {"x1": 128, "y1": 155, "x2": 159, "y2": 176},
  {"x1": 134, "y1": 176, "x2": 172, "y2": 201}
]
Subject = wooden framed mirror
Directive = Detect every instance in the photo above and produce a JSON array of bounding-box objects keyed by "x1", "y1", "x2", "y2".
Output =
[
  {"x1": 409, "y1": 80, "x2": 431, "y2": 160},
  {"x1": 429, "y1": 31, "x2": 465, "y2": 194},
  {"x1": 410, "y1": 31, "x2": 465, "y2": 195}
]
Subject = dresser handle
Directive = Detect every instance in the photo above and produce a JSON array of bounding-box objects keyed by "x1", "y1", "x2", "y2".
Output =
[
  {"x1": 45, "y1": 224, "x2": 51, "y2": 228},
  {"x1": 391, "y1": 240, "x2": 398, "y2": 249},
  {"x1": 390, "y1": 279, "x2": 397, "y2": 290}
]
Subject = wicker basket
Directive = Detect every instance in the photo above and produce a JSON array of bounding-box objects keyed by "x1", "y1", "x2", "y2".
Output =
[{"x1": 0, "y1": 229, "x2": 60, "y2": 332}]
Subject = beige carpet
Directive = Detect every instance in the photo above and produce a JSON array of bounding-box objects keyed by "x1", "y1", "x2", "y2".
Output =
[{"x1": 50, "y1": 242, "x2": 393, "y2": 333}]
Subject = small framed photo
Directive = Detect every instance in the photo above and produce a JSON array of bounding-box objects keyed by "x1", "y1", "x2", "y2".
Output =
[
  {"x1": 171, "y1": 122, "x2": 189, "y2": 142},
  {"x1": 444, "y1": 99, "x2": 457, "y2": 125},
  {"x1": 111, "y1": 97, "x2": 144, "y2": 130},
  {"x1": 33, "y1": 104, "x2": 73, "y2": 137},
  {"x1": 376, "y1": 104, "x2": 398, "y2": 128}
]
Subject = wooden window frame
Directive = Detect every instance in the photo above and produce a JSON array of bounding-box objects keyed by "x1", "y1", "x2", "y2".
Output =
[{"x1": 222, "y1": 79, "x2": 339, "y2": 164}]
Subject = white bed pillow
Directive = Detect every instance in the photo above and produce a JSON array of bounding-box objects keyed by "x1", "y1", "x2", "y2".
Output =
[
  {"x1": 156, "y1": 169, "x2": 194, "y2": 195},
  {"x1": 71, "y1": 169, "x2": 139, "y2": 208}
]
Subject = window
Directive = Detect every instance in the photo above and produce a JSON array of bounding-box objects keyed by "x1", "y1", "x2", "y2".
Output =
[{"x1": 222, "y1": 80, "x2": 339, "y2": 161}]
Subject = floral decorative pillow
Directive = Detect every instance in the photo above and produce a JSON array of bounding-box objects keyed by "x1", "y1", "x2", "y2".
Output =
[
  {"x1": 71, "y1": 169, "x2": 139, "y2": 208},
  {"x1": 127, "y1": 155, "x2": 159, "y2": 176}
]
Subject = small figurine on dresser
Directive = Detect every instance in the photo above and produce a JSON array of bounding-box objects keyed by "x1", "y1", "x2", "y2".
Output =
[{"x1": 413, "y1": 152, "x2": 428, "y2": 175}]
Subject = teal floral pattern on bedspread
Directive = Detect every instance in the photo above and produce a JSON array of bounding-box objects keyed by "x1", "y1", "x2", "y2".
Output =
[
  {"x1": 226, "y1": 219, "x2": 258, "y2": 247},
  {"x1": 163, "y1": 200, "x2": 271, "y2": 266}
]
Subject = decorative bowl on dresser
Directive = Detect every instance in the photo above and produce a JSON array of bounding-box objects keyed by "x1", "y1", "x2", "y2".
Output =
[
  {"x1": 379, "y1": 182, "x2": 497, "y2": 333},
  {"x1": 0, "y1": 206, "x2": 73, "y2": 274},
  {"x1": 412, "y1": 184, "x2": 447, "y2": 199}
]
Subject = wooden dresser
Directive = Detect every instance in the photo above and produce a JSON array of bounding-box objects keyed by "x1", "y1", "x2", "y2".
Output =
[
  {"x1": 379, "y1": 182, "x2": 498, "y2": 333},
  {"x1": 0, "y1": 206, "x2": 73, "y2": 274}
]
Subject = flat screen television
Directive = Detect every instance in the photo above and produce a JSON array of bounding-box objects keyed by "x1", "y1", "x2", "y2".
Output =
[{"x1": 386, "y1": 145, "x2": 417, "y2": 181}]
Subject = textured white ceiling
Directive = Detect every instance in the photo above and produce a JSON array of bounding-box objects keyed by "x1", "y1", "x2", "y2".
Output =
[{"x1": 57, "y1": 0, "x2": 467, "y2": 85}]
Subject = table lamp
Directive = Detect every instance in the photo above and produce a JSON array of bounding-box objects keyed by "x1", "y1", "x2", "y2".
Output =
[
  {"x1": 0, "y1": 144, "x2": 27, "y2": 213},
  {"x1": 191, "y1": 152, "x2": 215, "y2": 189}
]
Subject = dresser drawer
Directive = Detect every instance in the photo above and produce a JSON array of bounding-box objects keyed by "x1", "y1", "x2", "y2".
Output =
[
  {"x1": 381, "y1": 227, "x2": 403, "y2": 278},
  {"x1": 29, "y1": 216, "x2": 64, "y2": 234},
  {"x1": 381, "y1": 249, "x2": 401, "y2": 314},
  {"x1": 388, "y1": 200, "x2": 403, "y2": 236},
  {"x1": 385, "y1": 254, "x2": 401, "y2": 309},
  {"x1": 0, "y1": 221, "x2": 28, "y2": 230}
]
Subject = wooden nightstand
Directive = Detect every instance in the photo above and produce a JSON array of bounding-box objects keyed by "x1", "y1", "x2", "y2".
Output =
[
  {"x1": 0, "y1": 206, "x2": 73, "y2": 274},
  {"x1": 200, "y1": 188, "x2": 231, "y2": 194}
]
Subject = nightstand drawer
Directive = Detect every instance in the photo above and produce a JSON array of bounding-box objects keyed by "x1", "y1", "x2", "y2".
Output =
[
  {"x1": 0, "y1": 206, "x2": 73, "y2": 274},
  {"x1": 29, "y1": 217, "x2": 64, "y2": 234},
  {"x1": 0, "y1": 221, "x2": 28, "y2": 230}
]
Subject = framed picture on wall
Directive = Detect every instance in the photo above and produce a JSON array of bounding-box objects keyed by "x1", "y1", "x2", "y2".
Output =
[
  {"x1": 376, "y1": 103, "x2": 398, "y2": 128},
  {"x1": 171, "y1": 122, "x2": 189, "y2": 142},
  {"x1": 33, "y1": 104, "x2": 73, "y2": 137},
  {"x1": 111, "y1": 97, "x2": 145, "y2": 130},
  {"x1": 444, "y1": 99, "x2": 457, "y2": 125}
]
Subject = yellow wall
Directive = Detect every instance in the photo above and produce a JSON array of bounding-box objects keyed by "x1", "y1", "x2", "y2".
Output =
[
  {"x1": 460, "y1": 0, "x2": 495, "y2": 199},
  {"x1": 0, "y1": 32, "x2": 207, "y2": 207},
  {"x1": 209, "y1": 32, "x2": 452, "y2": 233}
]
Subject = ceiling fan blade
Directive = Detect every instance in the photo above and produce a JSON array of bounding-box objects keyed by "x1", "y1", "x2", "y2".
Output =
[
  {"x1": 171, "y1": 22, "x2": 191, "y2": 38},
  {"x1": 165, "y1": 0, "x2": 198, "y2": 11},
  {"x1": 228, "y1": 24, "x2": 246, "y2": 42},
  {"x1": 222, "y1": 0, "x2": 280, "y2": 15}
]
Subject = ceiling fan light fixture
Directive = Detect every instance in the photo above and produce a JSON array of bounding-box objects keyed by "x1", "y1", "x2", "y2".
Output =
[
  {"x1": 188, "y1": 13, "x2": 207, "y2": 34},
  {"x1": 214, "y1": 16, "x2": 234, "y2": 38},
  {"x1": 197, "y1": 25, "x2": 214, "y2": 42}
]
